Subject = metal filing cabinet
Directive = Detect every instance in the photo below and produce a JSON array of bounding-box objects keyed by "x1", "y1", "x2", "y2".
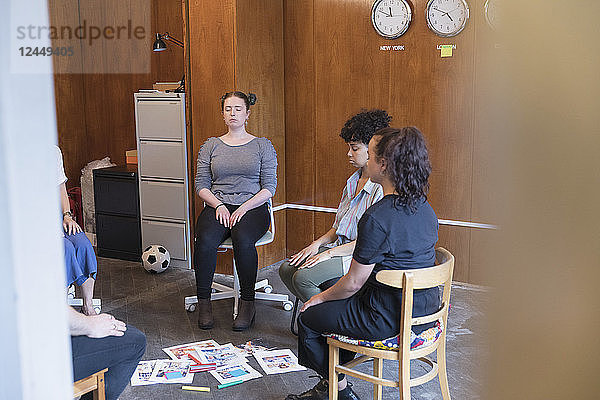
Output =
[
  {"x1": 134, "y1": 92, "x2": 191, "y2": 268},
  {"x1": 93, "y1": 165, "x2": 141, "y2": 261}
]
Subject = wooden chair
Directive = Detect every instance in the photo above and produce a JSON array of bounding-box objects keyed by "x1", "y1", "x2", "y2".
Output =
[
  {"x1": 327, "y1": 248, "x2": 454, "y2": 400},
  {"x1": 73, "y1": 368, "x2": 107, "y2": 400}
]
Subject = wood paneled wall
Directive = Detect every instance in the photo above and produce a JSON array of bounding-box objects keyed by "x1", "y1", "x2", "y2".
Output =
[
  {"x1": 186, "y1": 0, "x2": 286, "y2": 272},
  {"x1": 51, "y1": 0, "x2": 185, "y2": 185},
  {"x1": 284, "y1": 0, "x2": 496, "y2": 284}
]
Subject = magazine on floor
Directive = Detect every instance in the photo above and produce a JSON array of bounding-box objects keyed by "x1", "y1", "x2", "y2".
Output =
[
  {"x1": 197, "y1": 343, "x2": 246, "y2": 367},
  {"x1": 253, "y1": 349, "x2": 307, "y2": 375},
  {"x1": 130, "y1": 360, "x2": 158, "y2": 386},
  {"x1": 162, "y1": 340, "x2": 219, "y2": 361},
  {"x1": 149, "y1": 359, "x2": 194, "y2": 384},
  {"x1": 209, "y1": 363, "x2": 263, "y2": 385}
]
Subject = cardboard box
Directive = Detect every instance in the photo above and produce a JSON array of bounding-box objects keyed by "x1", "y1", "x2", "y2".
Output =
[{"x1": 153, "y1": 82, "x2": 181, "y2": 91}]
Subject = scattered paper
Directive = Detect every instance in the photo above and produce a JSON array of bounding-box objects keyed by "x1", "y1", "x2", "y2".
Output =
[
  {"x1": 209, "y1": 363, "x2": 262, "y2": 385},
  {"x1": 197, "y1": 343, "x2": 246, "y2": 367},
  {"x1": 130, "y1": 360, "x2": 158, "y2": 386},
  {"x1": 253, "y1": 349, "x2": 307, "y2": 375},
  {"x1": 163, "y1": 340, "x2": 219, "y2": 360},
  {"x1": 149, "y1": 359, "x2": 193, "y2": 384},
  {"x1": 234, "y1": 340, "x2": 273, "y2": 357}
]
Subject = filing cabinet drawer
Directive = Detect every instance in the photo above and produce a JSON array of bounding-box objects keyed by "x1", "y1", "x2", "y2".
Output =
[
  {"x1": 139, "y1": 141, "x2": 186, "y2": 180},
  {"x1": 137, "y1": 100, "x2": 184, "y2": 140},
  {"x1": 140, "y1": 180, "x2": 187, "y2": 221},
  {"x1": 141, "y1": 219, "x2": 187, "y2": 260}
]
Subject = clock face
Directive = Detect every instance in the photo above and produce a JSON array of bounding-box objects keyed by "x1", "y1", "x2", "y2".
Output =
[
  {"x1": 426, "y1": 0, "x2": 469, "y2": 37},
  {"x1": 484, "y1": 0, "x2": 498, "y2": 30},
  {"x1": 371, "y1": 0, "x2": 412, "y2": 39}
]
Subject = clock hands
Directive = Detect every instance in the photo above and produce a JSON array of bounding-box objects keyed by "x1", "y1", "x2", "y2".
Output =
[
  {"x1": 378, "y1": 9, "x2": 391, "y2": 17},
  {"x1": 433, "y1": 6, "x2": 454, "y2": 22},
  {"x1": 389, "y1": 6, "x2": 393, "y2": 17}
]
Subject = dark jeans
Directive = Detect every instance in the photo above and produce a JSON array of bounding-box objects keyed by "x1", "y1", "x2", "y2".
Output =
[
  {"x1": 298, "y1": 284, "x2": 439, "y2": 380},
  {"x1": 194, "y1": 203, "x2": 269, "y2": 301},
  {"x1": 71, "y1": 325, "x2": 146, "y2": 400}
]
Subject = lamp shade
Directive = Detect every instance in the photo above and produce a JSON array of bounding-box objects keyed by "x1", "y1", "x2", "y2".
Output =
[{"x1": 153, "y1": 34, "x2": 167, "y2": 52}]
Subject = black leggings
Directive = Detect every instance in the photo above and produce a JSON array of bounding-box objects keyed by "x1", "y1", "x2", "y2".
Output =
[{"x1": 194, "y1": 203, "x2": 269, "y2": 301}]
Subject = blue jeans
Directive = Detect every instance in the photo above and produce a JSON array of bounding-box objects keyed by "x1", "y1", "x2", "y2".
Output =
[
  {"x1": 71, "y1": 325, "x2": 146, "y2": 400},
  {"x1": 64, "y1": 232, "x2": 97, "y2": 286}
]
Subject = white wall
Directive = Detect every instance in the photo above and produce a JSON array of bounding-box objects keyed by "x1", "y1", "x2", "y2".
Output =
[{"x1": 0, "y1": 0, "x2": 73, "y2": 398}]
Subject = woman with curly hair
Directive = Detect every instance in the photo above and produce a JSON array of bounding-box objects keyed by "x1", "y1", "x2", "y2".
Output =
[
  {"x1": 286, "y1": 127, "x2": 439, "y2": 400},
  {"x1": 279, "y1": 110, "x2": 390, "y2": 304}
]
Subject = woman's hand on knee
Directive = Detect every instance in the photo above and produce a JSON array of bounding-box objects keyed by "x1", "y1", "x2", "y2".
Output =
[
  {"x1": 289, "y1": 242, "x2": 320, "y2": 266},
  {"x1": 229, "y1": 204, "x2": 248, "y2": 227},
  {"x1": 86, "y1": 313, "x2": 127, "y2": 338},
  {"x1": 215, "y1": 206, "x2": 231, "y2": 227},
  {"x1": 300, "y1": 293, "x2": 325, "y2": 313},
  {"x1": 63, "y1": 215, "x2": 82, "y2": 236},
  {"x1": 299, "y1": 251, "x2": 332, "y2": 270}
]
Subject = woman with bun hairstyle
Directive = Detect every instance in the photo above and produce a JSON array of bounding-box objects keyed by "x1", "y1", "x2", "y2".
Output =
[
  {"x1": 286, "y1": 127, "x2": 439, "y2": 400},
  {"x1": 194, "y1": 91, "x2": 277, "y2": 331}
]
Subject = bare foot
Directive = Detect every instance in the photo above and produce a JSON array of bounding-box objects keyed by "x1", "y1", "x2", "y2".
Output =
[{"x1": 83, "y1": 303, "x2": 97, "y2": 316}]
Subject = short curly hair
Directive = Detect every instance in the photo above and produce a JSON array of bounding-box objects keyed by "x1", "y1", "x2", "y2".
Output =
[{"x1": 339, "y1": 109, "x2": 392, "y2": 145}]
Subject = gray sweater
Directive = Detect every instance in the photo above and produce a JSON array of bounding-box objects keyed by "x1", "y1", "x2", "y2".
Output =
[{"x1": 195, "y1": 137, "x2": 277, "y2": 205}]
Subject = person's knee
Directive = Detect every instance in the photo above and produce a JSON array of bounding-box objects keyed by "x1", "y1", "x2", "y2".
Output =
[
  {"x1": 278, "y1": 261, "x2": 294, "y2": 280},
  {"x1": 125, "y1": 325, "x2": 147, "y2": 359}
]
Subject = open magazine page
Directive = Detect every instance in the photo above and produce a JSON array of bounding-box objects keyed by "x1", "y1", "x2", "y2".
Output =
[
  {"x1": 149, "y1": 359, "x2": 193, "y2": 384},
  {"x1": 197, "y1": 343, "x2": 246, "y2": 367},
  {"x1": 209, "y1": 363, "x2": 262, "y2": 385},
  {"x1": 130, "y1": 360, "x2": 158, "y2": 386},
  {"x1": 163, "y1": 340, "x2": 219, "y2": 360},
  {"x1": 253, "y1": 349, "x2": 307, "y2": 375}
]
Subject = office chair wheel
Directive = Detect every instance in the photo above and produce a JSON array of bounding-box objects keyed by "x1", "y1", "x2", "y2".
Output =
[
  {"x1": 283, "y1": 300, "x2": 293, "y2": 311},
  {"x1": 263, "y1": 285, "x2": 273, "y2": 294},
  {"x1": 93, "y1": 306, "x2": 101, "y2": 314},
  {"x1": 186, "y1": 304, "x2": 196, "y2": 312}
]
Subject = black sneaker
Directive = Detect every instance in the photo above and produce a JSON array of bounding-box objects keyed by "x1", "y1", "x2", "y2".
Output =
[
  {"x1": 285, "y1": 379, "x2": 361, "y2": 400},
  {"x1": 338, "y1": 382, "x2": 360, "y2": 400},
  {"x1": 285, "y1": 378, "x2": 328, "y2": 400}
]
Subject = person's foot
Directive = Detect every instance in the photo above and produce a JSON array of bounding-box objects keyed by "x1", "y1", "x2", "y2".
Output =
[
  {"x1": 285, "y1": 380, "x2": 360, "y2": 400},
  {"x1": 82, "y1": 302, "x2": 97, "y2": 316},
  {"x1": 232, "y1": 299, "x2": 255, "y2": 331},
  {"x1": 197, "y1": 298, "x2": 214, "y2": 329},
  {"x1": 285, "y1": 378, "x2": 328, "y2": 400}
]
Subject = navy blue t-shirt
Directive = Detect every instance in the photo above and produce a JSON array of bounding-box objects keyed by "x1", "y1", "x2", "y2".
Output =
[{"x1": 353, "y1": 194, "x2": 440, "y2": 331}]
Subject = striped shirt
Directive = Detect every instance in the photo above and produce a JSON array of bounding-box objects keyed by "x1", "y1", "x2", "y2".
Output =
[{"x1": 332, "y1": 169, "x2": 384, "y2": 246}]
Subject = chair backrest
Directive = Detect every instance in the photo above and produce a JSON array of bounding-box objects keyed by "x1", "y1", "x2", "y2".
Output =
[
  {"x1": 256, "y1": 198, "x2": 275, "y2": 246},
  {"x1": 219, "y1": 198, "x2": 275, "y2": 248},
  {"x1": 375, "y1": 248, "x2": 455, "y2": 356}
]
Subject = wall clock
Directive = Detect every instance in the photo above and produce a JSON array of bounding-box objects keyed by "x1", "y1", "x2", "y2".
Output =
[
  {"x1": 484, "y1": 0, "x2": 498, "y2": 30},
  {"x1": 371, "y1": 0, "x2": 412, "y2": 39},
  {"x1": 426, "y1": 0, "x2": 469, "y2": 37}
]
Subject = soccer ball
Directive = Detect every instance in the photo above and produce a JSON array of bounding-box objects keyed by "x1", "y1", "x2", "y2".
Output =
[{"x1": 142, "y1": 245, "x2": 170, "y2": 273}]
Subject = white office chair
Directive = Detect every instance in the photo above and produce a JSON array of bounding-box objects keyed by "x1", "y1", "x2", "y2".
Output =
[{"x1": 185, "y1": 200, "x2": 293, "y2": 318}]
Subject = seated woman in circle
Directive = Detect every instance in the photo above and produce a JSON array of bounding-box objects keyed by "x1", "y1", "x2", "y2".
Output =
[
  {"x1": 56, "y1": 146, "x2": 97, "y2": 316},
  {"x1": 278, "y1": 110, "x2": 390, "y2": 303},
  {"x1": 286, "y1": 127, "x2": 440, "y2": 400},
  {"x1": 194, "y1": 91, "x2": 277, "y2": 332}
]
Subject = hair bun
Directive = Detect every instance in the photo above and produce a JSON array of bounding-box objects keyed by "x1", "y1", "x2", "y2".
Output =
[{"x1": 248, "y1": 93, "x2": 257, "y2": 106}]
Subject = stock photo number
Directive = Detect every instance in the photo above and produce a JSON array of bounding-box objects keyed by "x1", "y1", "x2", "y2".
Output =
[{"x1": 18, "y1": 46, "x2": 74, "y2": 56}]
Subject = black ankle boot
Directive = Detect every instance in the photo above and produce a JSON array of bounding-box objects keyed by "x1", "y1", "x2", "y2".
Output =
[
  {"x1": 232, "y1": 299, "x2": 255, "y2": 331},
  {"x1": 197, "y1": 298, "x2": 213, "y2": 329}
]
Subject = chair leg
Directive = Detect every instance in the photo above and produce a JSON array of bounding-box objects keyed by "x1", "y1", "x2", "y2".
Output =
[
  {"x1": 329, "y1": 345, "x2": 339, "y2": 400},
  {"x1": 437, "y1": 338, "x2": 451, "y2": 400},
  {"x1": 373, "y1": 357, "x2": 383, "y2": 400},
  {"x1": 399, "y1": 358, "x2": 411, "y2": 399},
  {"x1": 290, "y1": 297, "x2": 300, "y2": 336},
  {"x1": 233, "y1": 259, "x2": 240, "y2": 319},
  {"x1": 93, "y1": 370, "x2": 106, "y2": 400}
]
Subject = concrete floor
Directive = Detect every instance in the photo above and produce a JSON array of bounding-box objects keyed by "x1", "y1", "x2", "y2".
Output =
[{"x1": 90, "y1": 256, "x2": 489, "y2": 399}]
